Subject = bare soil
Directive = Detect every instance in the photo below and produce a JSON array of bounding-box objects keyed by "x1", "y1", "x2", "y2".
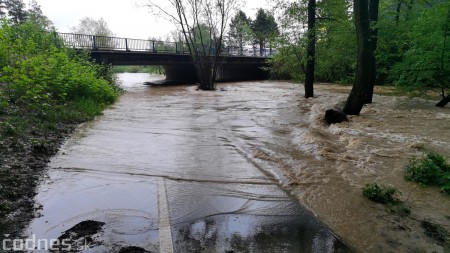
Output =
[{"x1": 0, "y1": 118, "x2": 77, "y2": 241}]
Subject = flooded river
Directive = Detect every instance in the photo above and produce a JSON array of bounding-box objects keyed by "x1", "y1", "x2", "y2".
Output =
[{"x1": 26, "y1": 74, "x2": 351, "y2": 252}]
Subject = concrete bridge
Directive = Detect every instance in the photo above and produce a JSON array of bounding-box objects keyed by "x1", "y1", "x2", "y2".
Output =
[{"x1": 58, "y1": 33, "x2": 272, "y2": 83}]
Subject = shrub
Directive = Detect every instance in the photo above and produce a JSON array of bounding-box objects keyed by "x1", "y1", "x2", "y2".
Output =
[
  {"x1": 405, "y1": 152, "x2": 450, "y2": 194},
  {"x1": 363, "y1": 183, "x2": 400, "y2": 205},
  {"x1": 0, "y1": 20, "x2": 119, "y2": 116},
  {"x1": 363, "y1": 183, "x2": 411, "y2": 216}
]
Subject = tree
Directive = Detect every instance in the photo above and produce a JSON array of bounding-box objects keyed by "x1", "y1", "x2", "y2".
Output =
[
  {"x1": 71, "y1": 17, "x2": 114, "y2": 37},
  {"x1": 251, "y1": 9, "x2": 279, "y2": 56},
  {"x1": 146, "y1": 0, "x2": 237, "y2": 90},
  {"x1": 365, "y1": 0, "x2": 380, "y2": 104},
  {"x1": 304, "y1": 0, "x2": 316, "y2": 98},
  {"x1": 269, "y1": 0, "x2": 355, "y2": 84},
  {"x1": 228, "y1": 10, "x2": 252, "y2": 55},
  {"x1": 4, "y1": 0, "x2": 26, "y2": 24},
  {"x1": 26, "y1": 0, "x2": 53, "y2": 30},
  {"x1": 391, "y1": 1, "x2": 450, "y2": 107},
  {"x1": 71, "y1": 17, "x2": 115, "y2": 49},
  {"x1": 343, "y1": 0, "x2": 372, "y2": 115},
  {"x1": 315, "y1": 0, "x2": 355, "y2": 83},
  {"x1": 0, "y1": 0, "x2": 6, "y2": 18}
]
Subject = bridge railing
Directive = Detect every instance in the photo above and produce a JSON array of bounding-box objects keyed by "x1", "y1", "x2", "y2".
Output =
[
  {"x1": 57, "y1": 33, "x2": 189, "y2": 54},
  {"x1": 56, "y1": 33, "x2": 275, "y2": 57}
]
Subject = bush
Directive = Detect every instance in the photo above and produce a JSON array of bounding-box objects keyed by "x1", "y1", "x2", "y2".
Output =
[
  {"x1": 267, "y1": 45, "x2": 305, "y2": 82},
  {"x1": 362, "y1": 183, "x2": 400, "y2": 205},
  {"x1": 0, "y1": 20, "x2": 119, "y2": 115},
  {"x1": 362, "y1": 183, "x2": 411, "y2": 217},
  {"x1": 405, "y1": 152, "x2": 450, "y2": 194}
]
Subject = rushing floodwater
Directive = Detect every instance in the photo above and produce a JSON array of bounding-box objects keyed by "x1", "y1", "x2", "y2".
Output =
[{"x1": 26, "y1": 74, "x2": 350, "y2": 252}]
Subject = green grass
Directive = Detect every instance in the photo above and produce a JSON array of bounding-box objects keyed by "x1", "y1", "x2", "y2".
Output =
[{"x1": 43, "y1": 99, "x2": 107, "y2": 123}]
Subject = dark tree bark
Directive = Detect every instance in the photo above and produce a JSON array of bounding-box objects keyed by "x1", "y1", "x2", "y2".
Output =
[
  {"x1": 343, "y1": 0, "x2": 371, "y2": 115},
  {"x1": 435, "y1": 9, "x2": 449, "y2": 107},
  {"x1": 395, "y1": 1, "x2": 402, "y2": 25},
  {"x1": 259, "y1": 40, "x2": 264, "y2": 56},
  {"x1": 305, "y1": 0, "x2": 316, "y2": 98},
  {"x1": 5, "y1": 0, "x2": 26, "y2": 24},
  {"x1": 436, "y1": 96, "x2": 450, "y2": 107},
  {"x1": 325, "y1": 108, "x2": 348, "y2": 124},
  {"x1": 365, "y1": 0, "x2": 379, "y2": 104},
  {"x1": 0, "y1": 0, "x2": 5, "y2": 17}
]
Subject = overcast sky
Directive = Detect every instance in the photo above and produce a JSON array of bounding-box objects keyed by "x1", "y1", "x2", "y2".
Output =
[{"x1": 36, "y1": 0, "x2": 273, "y2": 40}]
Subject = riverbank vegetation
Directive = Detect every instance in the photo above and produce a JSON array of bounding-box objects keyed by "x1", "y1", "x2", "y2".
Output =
[
  {"x1": 362, "y1": 183, "x2": 411, "y2": 217},
  {"x1": 0, "y1": 1, "x2": 120, "y2": 236},
  {"x1": 0, "y1": 18, "x2": 120, "y2": 129},
  {"x1": 361, "y1": 151, "x2": 450, "y2": 248},
  {"x1": 405, "y1": 152, "x2": 450, "y2": 194},
  {"x1": 225, "y1": 0, "x2": 449, "y2": 108}
]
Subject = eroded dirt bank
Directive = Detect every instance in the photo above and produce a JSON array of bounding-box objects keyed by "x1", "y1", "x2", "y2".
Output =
[{"x1": 0, "y1": 119, "x2": 77, "y2": 240}]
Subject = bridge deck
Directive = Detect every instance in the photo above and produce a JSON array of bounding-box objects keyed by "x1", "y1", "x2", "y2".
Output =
[{"x1": 58, "y1": 32, "x2": 275, "y2": 60}]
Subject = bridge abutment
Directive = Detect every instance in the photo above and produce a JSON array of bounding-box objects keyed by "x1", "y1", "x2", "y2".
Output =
[
  {"x1": 89, "y1": 51, "x2": 270, "y2": 83},
  {"x1": 162, "y1": 63, "x2": 268, "y2": 84}
]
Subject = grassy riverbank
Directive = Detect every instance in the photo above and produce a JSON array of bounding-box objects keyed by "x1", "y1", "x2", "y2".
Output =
[{"x1": 0, "y1": 20, "x2": 121, "y2": 238}]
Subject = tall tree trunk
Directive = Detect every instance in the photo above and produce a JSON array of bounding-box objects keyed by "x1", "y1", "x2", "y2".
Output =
[
  {"x1": 259, "y1": 40, "x2": 264, "y2": 56},
  {"x1": 436, "y1": 8, "x2": 450, "y2": 107},
  {"x1": 305, "y1": 0, "x2": 316, "y2": 98},
  {"x1": 343, "y1": 0, "x2": 371, "y2": 115},
  {"x1": 365, "y1": 0, "x2": 379, "y2": 104},
  {"x1": 395, "y1": 1, "x2": 402, "y2": 25}
]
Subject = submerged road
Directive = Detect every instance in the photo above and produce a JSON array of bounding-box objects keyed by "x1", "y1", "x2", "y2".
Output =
[{"x1": 27, "y1": 74, "x2": 349, "y2": 252}]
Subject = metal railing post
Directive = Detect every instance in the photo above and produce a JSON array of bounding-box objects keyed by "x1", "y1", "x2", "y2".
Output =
[
  {"x1": 93, "y1": 35, "x2": 97, "y2": 50},
  {"x1": 175, "y1": 42, "x2": 178, "y2": 54},
  {"x1": 125, "y1": 38, "x2": 129, "y2": 51},
  {"x1": 152, "y1": 41, "x2": 156, "y2": 53}
]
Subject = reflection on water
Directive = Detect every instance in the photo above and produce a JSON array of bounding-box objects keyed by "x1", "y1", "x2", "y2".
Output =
[
  {"x1": 26, "y1": 73, "x2": 350, "y2": 252},
  {"x1": 173, "y1": 215, "x2": 346, "y2": 253}
]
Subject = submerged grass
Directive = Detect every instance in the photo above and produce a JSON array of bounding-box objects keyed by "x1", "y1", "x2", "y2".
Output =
[
  {"x1": 421, "y1": 220, "x2": 450, "y2": 247},
  {"x1": 362, "y1": 183, "x2": 411, "y2": 217},
  {"x1": 405, "y1": 152, "x2": 450, "y2": 194}
]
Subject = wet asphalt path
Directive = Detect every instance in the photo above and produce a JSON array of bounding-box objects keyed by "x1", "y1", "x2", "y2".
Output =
[{"x1": 26, "y1": 74, "x2": 350, "y2": 252}]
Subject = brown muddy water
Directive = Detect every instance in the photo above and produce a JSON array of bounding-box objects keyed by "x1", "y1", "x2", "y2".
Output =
[{"x1": 24, "y1": 74, "x2": 352, "y2": 253}]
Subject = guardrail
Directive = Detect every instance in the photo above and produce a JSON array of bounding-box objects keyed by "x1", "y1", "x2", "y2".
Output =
[{"x1": 56, "y1": 33, "x2": 276, "y2": 57}]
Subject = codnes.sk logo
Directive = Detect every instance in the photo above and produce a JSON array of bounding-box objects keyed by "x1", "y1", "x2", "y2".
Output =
[{"x1": 2, "y1": 234, "x2": 92, "y2": 251}]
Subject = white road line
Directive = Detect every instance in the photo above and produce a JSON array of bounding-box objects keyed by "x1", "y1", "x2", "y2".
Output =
[{"x1": 158, "y1": 178, "x2": 174, "y2": 253}]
